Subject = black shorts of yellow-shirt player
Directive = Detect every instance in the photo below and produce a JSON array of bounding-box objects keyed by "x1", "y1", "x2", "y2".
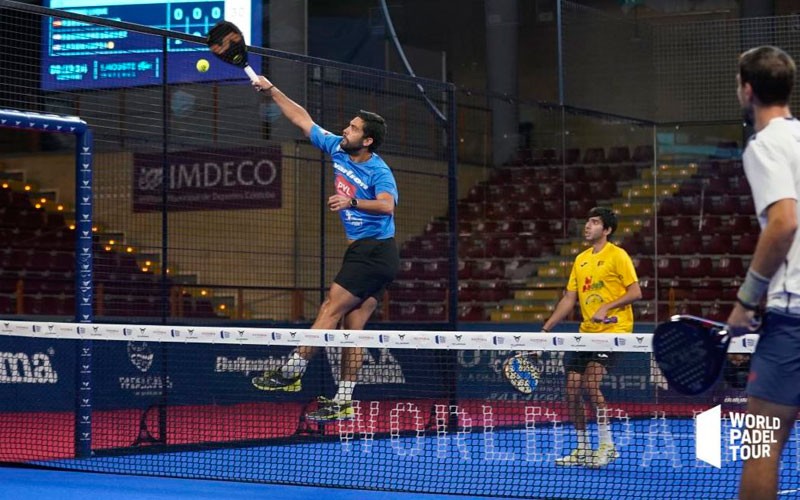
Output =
[
  {"x1": 564, "y1": 351, "x2": 618, "y2": 374},
  {"x1": 334, "y1": 237, "x2": 399, "y2": 301}
]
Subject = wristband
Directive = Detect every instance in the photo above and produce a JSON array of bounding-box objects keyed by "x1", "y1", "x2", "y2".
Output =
[
  {"x1": 736, "y1": 268, "x2": 770, "y2": 310},
  {"x1": 263, "y1": 85, "x2": 275, "y2": 94}
]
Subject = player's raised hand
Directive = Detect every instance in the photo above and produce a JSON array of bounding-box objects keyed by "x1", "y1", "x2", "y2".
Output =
[{"x1": 253, "y1": 75, "x2": 274, "y2": 93}]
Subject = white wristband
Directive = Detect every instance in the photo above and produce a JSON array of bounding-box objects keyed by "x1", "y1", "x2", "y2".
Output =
[{"x1": 736, "y1": 268, "x2": 770, "y2": 309}]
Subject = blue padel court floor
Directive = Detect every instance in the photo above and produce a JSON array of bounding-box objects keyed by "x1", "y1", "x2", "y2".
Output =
[{"x1": 9, "y1": 420, "x2": 800, "y2": 499}]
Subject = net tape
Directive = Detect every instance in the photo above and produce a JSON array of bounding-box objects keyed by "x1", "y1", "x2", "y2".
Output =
[{"x1": 0, "y1": 320, "x2": 758, "y2": 353}]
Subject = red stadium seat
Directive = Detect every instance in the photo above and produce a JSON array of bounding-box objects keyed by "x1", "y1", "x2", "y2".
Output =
[
  {"x1": 657, "y1": 257, "x2": 683, "y2": 276},
  {"x1": 715, "y1": 257, "x2": 745, "y2": 278},
  {"x1": 607, "y1": 146, "x2": 631, "y2": 163},
  {"x1": 458, "y1": 304, "x2": 487, "y2": 321},
  {"x1": 677, "y1": 234, "x2": 703, "y2": 254},
  {"x1": 632, "y1": 257, "x2": 654, "y2": 277},
  {"x1": 702, "y1": 233, "x2": 733, "y2": 255},
  {"x1": 733, "y1": 233, "x2": 758, "y2": 254},
  {"x1": 632, "y1": 145, "x2": 654, "y2": 163},
  {"x1": 472, "y1": 260, "x2": 505, "y2": 280},
  {"x1": 684, "y1": 257, "x2": 713, "y2": 278}
]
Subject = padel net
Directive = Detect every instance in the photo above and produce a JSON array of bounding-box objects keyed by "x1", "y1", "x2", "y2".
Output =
[{"x1": 0, "y1": 319, "x2": 786, "y2": 500}]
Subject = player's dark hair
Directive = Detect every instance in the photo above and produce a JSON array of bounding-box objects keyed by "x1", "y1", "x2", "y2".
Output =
[
  {"x1": 739, "y1": 46, "x2": 796, "y2": 106},
  {"x1": 357, "y1": 110, "x2": 386, "y2": 152},
  {"x1": 588, "y1": 207, "x2": 617, "y2": 237}
]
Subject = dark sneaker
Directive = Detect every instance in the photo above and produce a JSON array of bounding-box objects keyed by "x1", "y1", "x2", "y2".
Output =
[
  {"x1": 305, "y1": 397, "x2": 354, "y2": 423},
  {"x1": 251, "y1": 370, "x2": 302, "y2": 392}
]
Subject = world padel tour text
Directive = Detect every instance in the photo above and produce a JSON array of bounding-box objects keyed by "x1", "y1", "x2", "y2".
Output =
[{"x1": 728, "y1": 412, "x2": 779, "y2": 460}]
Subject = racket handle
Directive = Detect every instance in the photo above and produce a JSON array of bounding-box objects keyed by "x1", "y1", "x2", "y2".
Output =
[{"x1": 243, "y1": 65, "x2": 259, "y2": 84}]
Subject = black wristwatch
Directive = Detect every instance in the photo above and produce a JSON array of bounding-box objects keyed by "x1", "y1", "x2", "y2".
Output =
[{"x1": 349, "y1": 198, "x2": 358, "y2": 208}]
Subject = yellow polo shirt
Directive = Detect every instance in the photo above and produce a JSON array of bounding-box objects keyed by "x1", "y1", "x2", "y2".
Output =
[{"x1": 566, "y1": 242, "x2": 638, "y2": 333}]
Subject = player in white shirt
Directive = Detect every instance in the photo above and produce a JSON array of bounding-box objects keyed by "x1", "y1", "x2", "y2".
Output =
[{"x1": 727, "y1": 45, "x2": 800, "y2": 500}]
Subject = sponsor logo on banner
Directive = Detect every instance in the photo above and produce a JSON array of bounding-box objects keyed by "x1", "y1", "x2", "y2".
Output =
[
  {"x1": 31, "y1": 325, "x2": 41, "y2": 333},
  {"x1": 379, "y1": 334, "x2": 390, "y2": 344},
  {"x1": 0, "y1": 349, "x2": 58, "y2": 384},
  {"x1": 215, "y1": 356, "x2": 276, "y2": 375},
  {"x1": 395, "y1": 334, "x2": 410, "y2": 346},
  {"x1": 271, "y1": 332, "x2": 282, "y2": 341},
  {"x1": 529, "y1": 338, "x2": 549, "y2": 348},
  {"x1": 170, "y1": 329, "x2": 181, "y2": 338},
  {"x1": 220, "y1": 330, "x2": 231, "y2": 339},
  {"x1": 434, "y1": 335, "x2": 446, "y2": 345},
  {"x1": 590, "y1": 338, "x2": 611, "y2": 349},
  {"x1": 633, "y1": 336, "x2": 649, "y2": 349},
  {"x1": 327, "y1": 348, "x2": 405, "y2": 385},
  {"x1": 552, "y1": 337, "x2": 564, "y2": 346},
  {"x1": 493, "y1": 336, "x2": 505, "y2": 345},
  {"x1": 742, "y1": 338, "x2": 756, "y2": 349},
  {"x1": 133, "y1": 147, "x2": 282, "y2": 212},
  {"x1": 127, "y1": 343, "x2": 153, "y2": 372},
  {"x1": 614, "y1": 336, "x2": 626, "y2": 346},
  {"x1": 570, "y1": 336, "x2": 587, "y2": 348},
  {"x1": 76, "y1": 326, "x2": 86, "y2": 334},
  {"x1": 324, "y1": 333, "x2": 335, "y2": 342},
  {"x1": 120, "y1": 342, "x2": 172, "y2": 396}
]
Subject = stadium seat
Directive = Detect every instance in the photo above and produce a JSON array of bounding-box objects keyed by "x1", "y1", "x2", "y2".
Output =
[
  {"x1": 458, "y1": 304, "x2": 487, "y2": 321},
  {"x1": 728, "y1": 215, "x2": 757, "y2": 233},
  {"x1": 702, "y1": 233, "x2": 732, "y2": 254},
  {"x1": 684, "y1": 256, "x2": 713, "y2": 278},
  {"x1": 421, "y1": 260, "x2": 448, "y2": 280},
  {"x1": 472, "y1": 260, "x2": 505, "y2": 280},
  {"x1": 582, "y1": 147, "x2": 606, "y2": 164},
  {"x1": 715, "y1": 257, "x2": 745, "y2": 278},
  {"x1": 563, "y1": 148, "x2": 581, "y2": 165},
  {"x1": 657, "y1": 257, "x2": 683, "y2": 276},
  {"x1": 458, "y1": 259, "x2": 476, "y2": 280},
  {"x1": 733, "y1": 233, "x2": 758, "y2": 254},
  {"x1": 632, "y1": 145, "x2": 654, "y2": 163},
  {"x1": 693, "y1": 278, "x2": 723, "y2": 301},
  {"x1": 607, "y1": 146, "x2": 631, "y2": 163},
  {"x1": 677, "y1": 234, "x2": 703, "y2": 254},
  {"x1": 490, "y1": 236, "x2": 522, "y2": 258},
  {"x1": 633, "y1": 257, "x2": 654, "y2": 277}
]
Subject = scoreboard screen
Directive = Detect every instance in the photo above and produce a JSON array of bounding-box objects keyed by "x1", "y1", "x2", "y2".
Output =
[{"x1": 42, "y1": 0, "x2": 262, "y2": 90}]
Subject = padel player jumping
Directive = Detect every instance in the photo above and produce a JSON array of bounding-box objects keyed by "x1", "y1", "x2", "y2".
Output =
[
  {"x1": 249, "y1": 76, "x2": 399, "y2": 424},
  {"x1": 541, "y1": 207, "x2": 641, "y2": 467}
]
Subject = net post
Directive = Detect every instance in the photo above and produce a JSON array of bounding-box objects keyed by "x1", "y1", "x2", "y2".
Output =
[
  {"x1": 0, "y1": 108, "x2": 94, "y2": 459},
  {"x1": 75, "y1": 126, "x2": 94, "y2": 459}
]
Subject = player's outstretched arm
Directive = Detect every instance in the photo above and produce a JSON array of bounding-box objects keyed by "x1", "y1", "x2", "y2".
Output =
[{"x1": 253, "y1": 75, "x2": 314, "y2": 137}]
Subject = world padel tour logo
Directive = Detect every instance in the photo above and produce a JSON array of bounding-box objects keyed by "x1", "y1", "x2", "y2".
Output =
[{"x1": 696, "y1": 405, "x2": 778, "y2": 467}]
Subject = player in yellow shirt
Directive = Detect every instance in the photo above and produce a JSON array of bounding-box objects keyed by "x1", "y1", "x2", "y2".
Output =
[{"x1": 541, "y1": 207, "x2": 642, "y2": 468}]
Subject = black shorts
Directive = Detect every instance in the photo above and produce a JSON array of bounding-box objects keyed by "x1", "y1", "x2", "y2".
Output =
[
  {"x1": 334, "y1": 237, "x2": 399, "y2": 301},
  {"x1": 564, "y1": 351, "x2": 617, "y2": 373}
]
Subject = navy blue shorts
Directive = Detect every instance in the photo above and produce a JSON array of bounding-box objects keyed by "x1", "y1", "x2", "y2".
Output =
[{"x1": 747, "y1": 309, "x2": 800, "y2": 407}]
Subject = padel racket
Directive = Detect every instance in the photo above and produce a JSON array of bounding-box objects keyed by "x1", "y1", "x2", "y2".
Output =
[
  {"x1": 653, "y1": 314, "x2": 731, "y2": 395},
  {"x1": 503, "y1": 352, "x2": 541, "y2": 394},
  {"x1": 206, "y1": 20, "x2": 259, "y2": 84}
]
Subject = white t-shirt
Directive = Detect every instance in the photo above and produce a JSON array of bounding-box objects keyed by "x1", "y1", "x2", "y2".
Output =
[{"x1": 743, "y1": 116, "x2": 800, "y2": 312}]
